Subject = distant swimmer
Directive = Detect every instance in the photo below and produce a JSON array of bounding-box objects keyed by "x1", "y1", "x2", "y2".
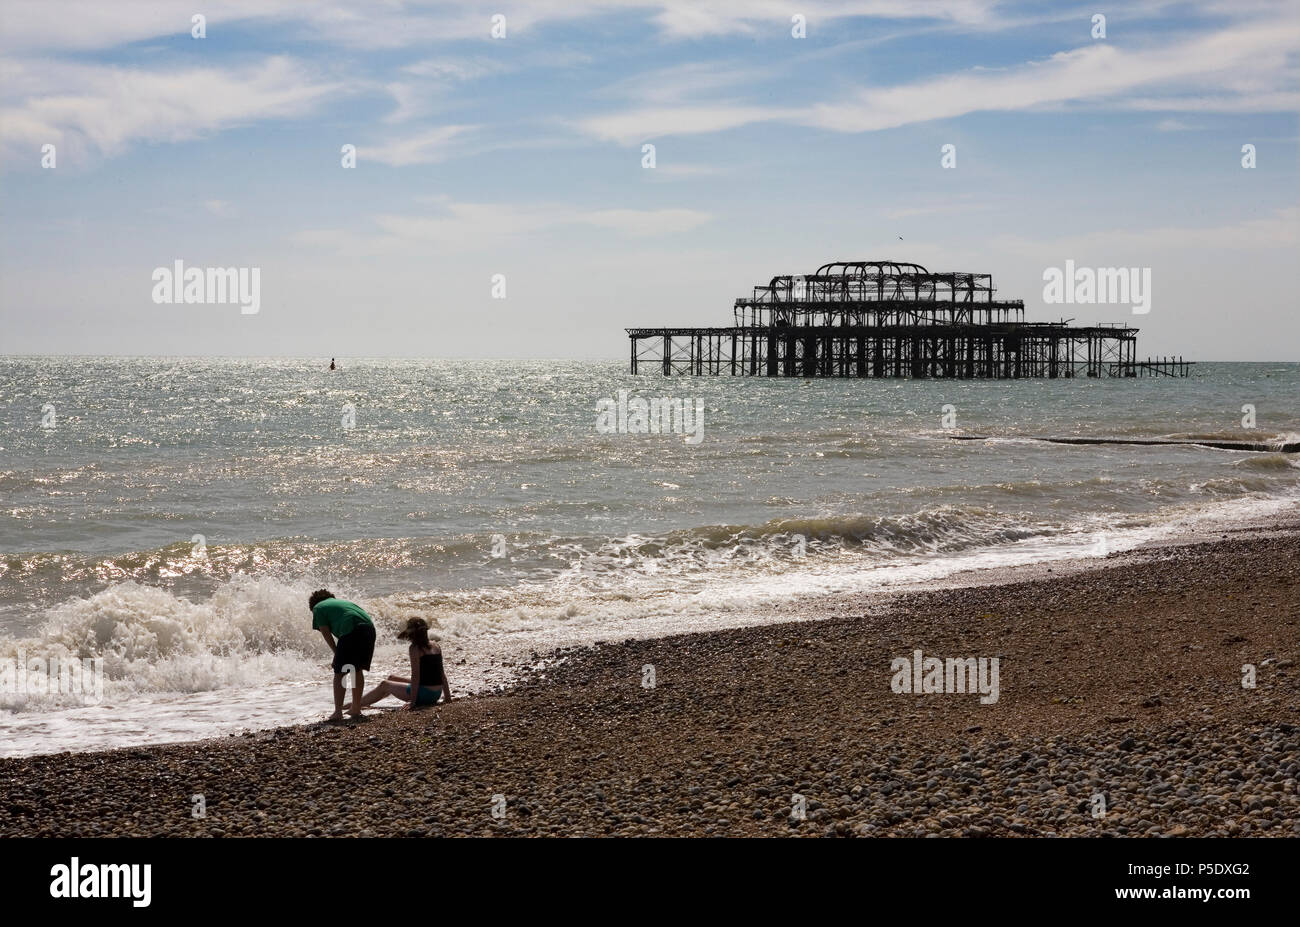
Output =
[{"x1": 329, "y1": 358, "x2": 336, "y2": 371}]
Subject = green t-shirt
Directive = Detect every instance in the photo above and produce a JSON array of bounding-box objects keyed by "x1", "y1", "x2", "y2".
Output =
[{"x1": 311, "y1": 598, "x2": 374, "y2": 638}]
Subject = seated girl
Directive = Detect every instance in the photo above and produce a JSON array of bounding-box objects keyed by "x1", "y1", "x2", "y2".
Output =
[{"x1": 360, "y1": 618, "x2": 451, "y2": 710}]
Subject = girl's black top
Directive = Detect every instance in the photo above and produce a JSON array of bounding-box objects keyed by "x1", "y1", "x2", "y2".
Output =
[{"x1": 418, "y1": 650, "x2": 443, "y2": 688}]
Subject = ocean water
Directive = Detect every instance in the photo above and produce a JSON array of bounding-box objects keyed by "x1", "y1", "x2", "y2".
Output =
[{"x1": 1, "y1": 357, "x2": 1297, "y2": 756}]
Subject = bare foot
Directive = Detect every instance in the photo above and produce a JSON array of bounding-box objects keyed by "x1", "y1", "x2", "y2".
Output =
[
  {"x1": 326, "y1": 711, "x2": 344, "y2": 722},
  {"x1": 347, "y1": 710, "x2": 364, "y2": 719}
]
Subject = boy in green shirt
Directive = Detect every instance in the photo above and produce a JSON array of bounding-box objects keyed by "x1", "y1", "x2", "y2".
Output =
[{"x1": 309, "y1": 589, "x2": 376, "y2": 720}]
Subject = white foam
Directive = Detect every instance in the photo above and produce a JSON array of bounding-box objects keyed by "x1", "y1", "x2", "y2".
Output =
[{"x1": 0, "y1": 490, "x2": 1294, "y2": 757}]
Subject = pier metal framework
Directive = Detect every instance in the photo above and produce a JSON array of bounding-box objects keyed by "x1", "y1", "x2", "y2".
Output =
[{"x1": 627, "y1": 260, "x2": 1188, "y2": 379}]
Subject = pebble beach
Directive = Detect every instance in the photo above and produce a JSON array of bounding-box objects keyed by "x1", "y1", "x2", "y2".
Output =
[{"x1": 2, "y1": 521, "x2": 1297, "y2": 838}]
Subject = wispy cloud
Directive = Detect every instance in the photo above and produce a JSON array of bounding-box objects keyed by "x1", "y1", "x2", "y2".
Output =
[
  {"x1": 990, "y1": 206, "x2": 1300, "y2": 260},
  {"x1": 382, "y1": 57, "x2": 525, "y2": 124},
  {"x1": 0, "y1": 56, "x2": 343, "y2": 162},
  {"x1": 883, "y1": 194, "x2": 990, "y2": 220},
  {"x1": 361, "y1": 125, "x2": 478, "y2": 166},
  {"x1": 648, "y1": 162, "x2": 727, "y2": 179},
  {"x1": 295, "y1": 199, "x2": 712, "y2": 253},
  {"x1": 580, "y1": 104, "x2": 783, "y2": 143},
  {"x1": 643, "y1": 0, "x2": 999, "y2": 38},
  {"x1": 579, "y1": 208, "x2": 714, "y2": 236},
  {"x1": 0, "y1": 0, "x2": 1003, "y2": 53},
  {"x1": 577, "y1": 21, "x2": 1300, "y2": 142}
]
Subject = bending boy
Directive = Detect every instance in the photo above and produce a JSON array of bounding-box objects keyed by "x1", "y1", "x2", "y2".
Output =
[{"x1": 309, "y1": 589, "x2": 377, "y2": 721}]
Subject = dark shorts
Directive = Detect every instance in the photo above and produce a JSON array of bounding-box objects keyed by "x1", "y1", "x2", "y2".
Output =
[
  {"x1": 405, "y1": 685, "x2": 443, "y2": 706},
  {"x1": 333, "y1": 625, "x2": 376, "y2": 675}
]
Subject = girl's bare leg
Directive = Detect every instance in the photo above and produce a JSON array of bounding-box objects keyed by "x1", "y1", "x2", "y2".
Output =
[{"x1": 361, "y1": 680, "x2": 413, "y2": 706}]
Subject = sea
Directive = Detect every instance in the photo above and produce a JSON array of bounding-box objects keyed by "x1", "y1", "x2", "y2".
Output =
[{"x1": 1, "y1": 357, "x2": 1296, "y2": 756}]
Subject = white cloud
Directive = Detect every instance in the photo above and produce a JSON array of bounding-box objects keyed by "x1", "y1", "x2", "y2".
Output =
[
  {"x1": 579, "y1": 104, "x2": 788, "y2": 143},
  {"x1": 0, "y1": 0, "x2": 1001, "y2": 53},
  {"x1": 577, "y1": 21, "x2": 1300, "y2": 142},
  {"x1": 883, "y1": 195, "x2": 990, "y2": 220},
  {"x1": 649, "y1": 162, "x2": 726, "y2": 178},
  {"x1": 401, "y1": 55, "x2": 568, "y2": 81},
  {"x1": 382, "y1": 57, "x2": 527, "y2": 123},
  {"x1": 645, "y1": 0, "x2": 996, "y2": 38},
  {"x1": 1124, "y1": 92, "x2": 1300, "y2": 113},
  {"x1": 361, "y1": 125, "x2": 478, "y2": 165},
  {"x1": 295, "y1": 200, "x2": 712, "y2": 254},
  {"x1": 0, "y1": 56, "x2": 343, "y2": 162},
  {"x1": 580, "y1": 208, "x2": 713, "y2": 236},
  {"x1": 374, "y1": 201, "x2": 713, "y2": 242},
  {"x1": 989, "y1": 207, "x2": 1300, "y2": 261}
]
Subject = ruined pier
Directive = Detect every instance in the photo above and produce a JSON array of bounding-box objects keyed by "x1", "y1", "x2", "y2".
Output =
[{"x1": 627, "y1": 260, "x2": 1189, "y2": 379}]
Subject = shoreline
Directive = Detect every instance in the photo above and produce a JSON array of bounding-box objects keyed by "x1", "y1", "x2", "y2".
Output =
[
  {"x1": 2, "y1": 511, "x2": 1297, "y2": 836},
  {"x1": 3, "y1": 493, "x2": 1294, "y2": 759}
]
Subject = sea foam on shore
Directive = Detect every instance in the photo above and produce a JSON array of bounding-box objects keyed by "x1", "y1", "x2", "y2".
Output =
[{"x1": 1, "y1": 491, "x2": 1294, "y2": 757}]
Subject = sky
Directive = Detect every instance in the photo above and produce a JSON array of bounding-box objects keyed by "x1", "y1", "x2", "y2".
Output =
[{"x1": 0, "y1": 0, "x2": 1297, "y2": 360}]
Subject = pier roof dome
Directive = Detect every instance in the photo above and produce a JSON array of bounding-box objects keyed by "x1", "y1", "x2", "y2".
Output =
[{"x1": 814, "y1": 260, "x2": 930, "y2": 277}]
